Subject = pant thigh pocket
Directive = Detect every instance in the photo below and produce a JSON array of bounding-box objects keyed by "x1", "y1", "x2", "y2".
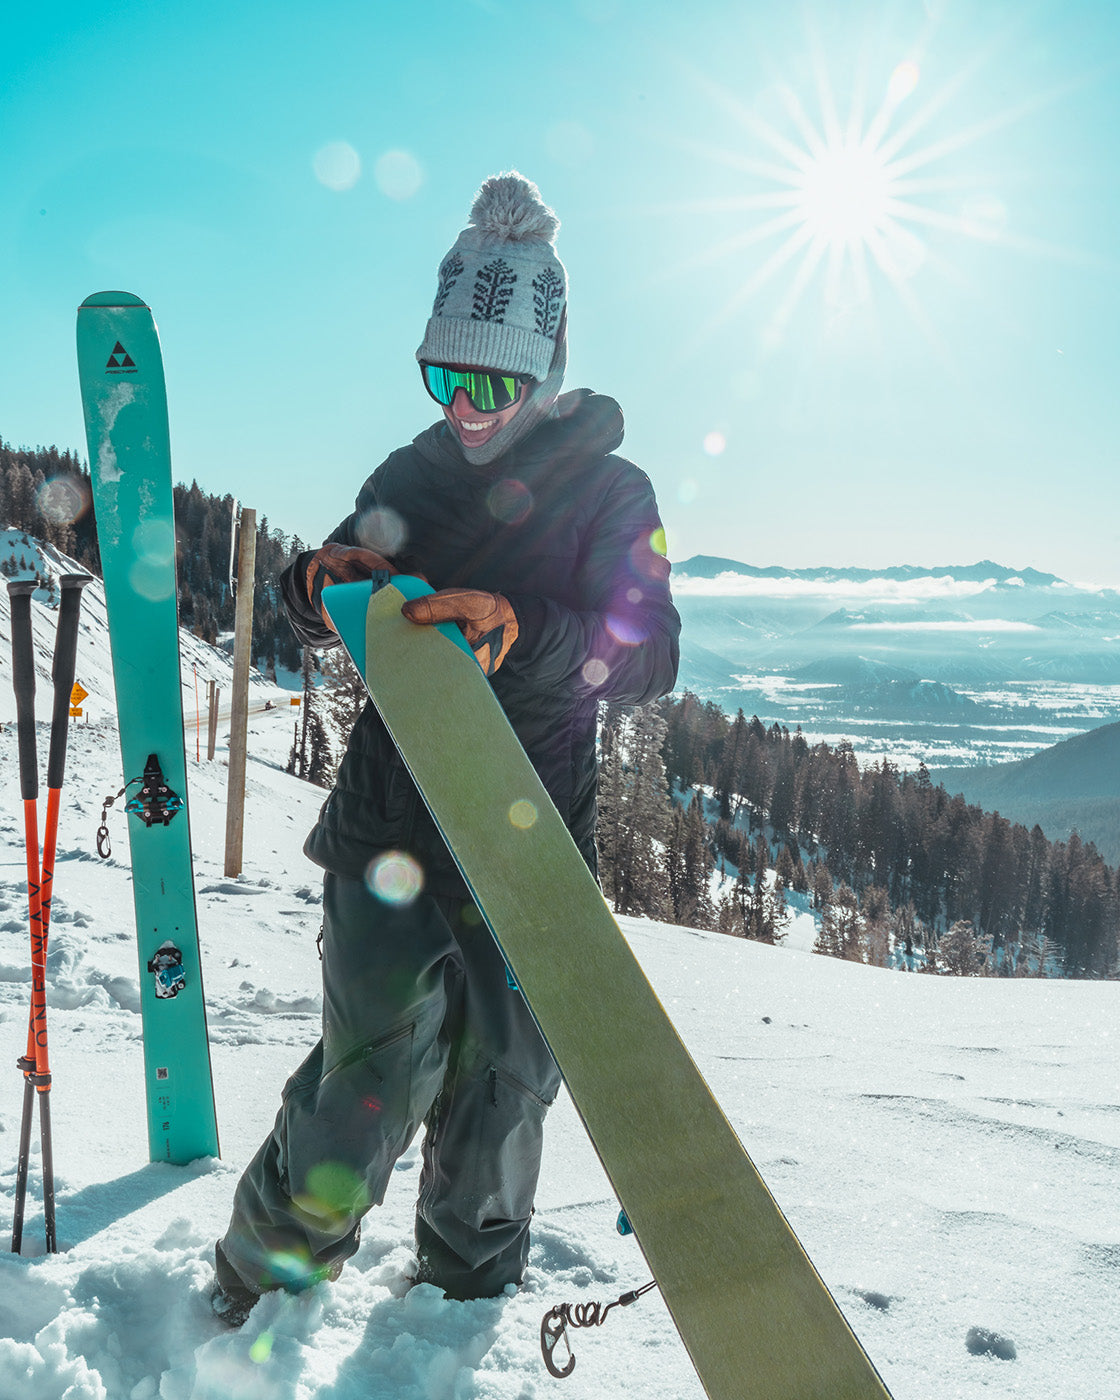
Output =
[
  {"x1": 471, "y1": 1063, "x2": 555, "y2": 1224},
  {"x1": 280, "y1": 1023, "x2": 415, "y2": 1215}
]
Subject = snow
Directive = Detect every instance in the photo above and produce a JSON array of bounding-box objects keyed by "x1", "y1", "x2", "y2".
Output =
[{"x1": 2, "y1": 577, "x2": 1119, "y2": 1399}]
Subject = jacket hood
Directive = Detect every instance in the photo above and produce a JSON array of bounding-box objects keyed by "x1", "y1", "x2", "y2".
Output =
[{"x1": 412, "y1": 389, "x2": 625, "y2": 476}]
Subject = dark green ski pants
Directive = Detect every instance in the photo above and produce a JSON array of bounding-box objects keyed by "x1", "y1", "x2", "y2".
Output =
[{"x1": 218, "y1": 872, "x2": 562, "y2": 1300}]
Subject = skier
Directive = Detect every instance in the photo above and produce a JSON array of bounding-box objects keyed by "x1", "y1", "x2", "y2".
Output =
[{"x1": 212, "y1": 172, "x2": 681, "y2": 1323}]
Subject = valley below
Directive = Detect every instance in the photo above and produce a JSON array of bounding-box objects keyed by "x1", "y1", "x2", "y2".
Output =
[{"x1": 672, "y1": 558, "x2": 1120, "y2": 859}]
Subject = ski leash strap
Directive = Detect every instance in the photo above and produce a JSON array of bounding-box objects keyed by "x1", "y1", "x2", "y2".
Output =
[{"x1": 540, "y1": 1279, "x2": 657, "y2": 1378}]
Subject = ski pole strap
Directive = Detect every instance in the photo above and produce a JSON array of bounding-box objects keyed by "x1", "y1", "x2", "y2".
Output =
[{"x1": 540, "y1": 1280, "x2": 657, "y2": 1379}]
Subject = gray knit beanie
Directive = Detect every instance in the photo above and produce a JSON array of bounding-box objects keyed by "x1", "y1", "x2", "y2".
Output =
[{"x1": 416, "y1": 173, "x2": 567, "y2": 381}]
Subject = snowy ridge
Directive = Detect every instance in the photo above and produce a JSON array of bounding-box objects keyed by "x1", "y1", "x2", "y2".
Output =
[{"x1": 0, "y1": 586, "x2": 1117, "y2": 1398}]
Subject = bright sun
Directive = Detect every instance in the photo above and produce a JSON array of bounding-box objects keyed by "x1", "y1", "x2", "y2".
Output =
[
  {"x1": 669, "y1": 48, "x2": 1034, "y2": 351},
  {"x1": 795, "y1": 142, "x2": 892, "y2": 246}
]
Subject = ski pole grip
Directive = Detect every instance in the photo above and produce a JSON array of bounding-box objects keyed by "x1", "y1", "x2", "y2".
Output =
[
  {"x1": 7, "y1": 582, "x2": 39, "y2": 801},
  {"x1": 46, "y1": 575, "x2": 93, "y2": 789}
]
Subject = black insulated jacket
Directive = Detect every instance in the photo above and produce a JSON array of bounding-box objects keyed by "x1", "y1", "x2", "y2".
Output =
[{"x1": 281, "y1": 389, "x2": 681, "y2": 894}]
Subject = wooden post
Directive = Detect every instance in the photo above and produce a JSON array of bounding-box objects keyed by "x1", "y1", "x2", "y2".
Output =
[
  {"x1": 207, "y1": 680, "x2": 219, "y2": 761},
  {"x1": 224, "y1": 508, "x2": 256, "y2": 876}
]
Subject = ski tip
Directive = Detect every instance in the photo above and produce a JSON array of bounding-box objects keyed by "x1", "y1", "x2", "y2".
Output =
[
  {"x1": 79, "y1": 291, "x2": 148, "y2": 310},
  {"x1": 392, "y1": 574, "x2": 435, "y2": 604}
]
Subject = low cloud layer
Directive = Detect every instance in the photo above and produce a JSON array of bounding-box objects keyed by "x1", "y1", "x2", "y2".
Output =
[
  {"x1": 671, "y1": 573, "x2": 1005, "y2": 603},
  {"x1": 850, "y1": 618, "x2": 1042, "y2": 633}
]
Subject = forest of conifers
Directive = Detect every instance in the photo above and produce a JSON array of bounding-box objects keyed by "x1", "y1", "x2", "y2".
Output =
[{"x1": 611, "y1": 697, "x2": 1117, "y2": 977}]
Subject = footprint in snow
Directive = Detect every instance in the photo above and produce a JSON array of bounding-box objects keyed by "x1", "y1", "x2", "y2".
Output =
[{"x1": 198, "y1": 882, "x2": 267, "y2": 897}]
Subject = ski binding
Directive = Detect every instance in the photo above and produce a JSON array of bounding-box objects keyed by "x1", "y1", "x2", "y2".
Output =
[{"x1": 147, "y1": 942, "x2": 186, "y2": 999}]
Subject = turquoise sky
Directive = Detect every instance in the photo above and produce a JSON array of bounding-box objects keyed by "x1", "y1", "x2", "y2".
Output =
[{"x1": 3, "y1": 0, "x2": 1118, "y2": 584}]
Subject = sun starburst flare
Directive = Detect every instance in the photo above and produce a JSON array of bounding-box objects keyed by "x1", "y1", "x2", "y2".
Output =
[{"x1": 656, "y1": 35, "x2": 1083, "y2": 359}]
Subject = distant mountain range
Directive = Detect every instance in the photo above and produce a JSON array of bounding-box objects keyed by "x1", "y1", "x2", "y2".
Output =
[
  {"x1": 675, "y1": 556, "x2": 1070, "y2": 588},
  {"x1": 671, "y1": 555, "x2": 1120, "y2": 687},
  {"x1": 932, "y1": 721, "x2": 1120, "y2": 864}
]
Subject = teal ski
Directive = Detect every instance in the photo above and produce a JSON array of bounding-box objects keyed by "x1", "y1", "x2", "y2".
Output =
[
  {"x1": 324, "y1": 577, "x2": 893, "y2": 1400},
  {"x1": 77, "y1": 291, "x2": 219, "y2": 1165}
]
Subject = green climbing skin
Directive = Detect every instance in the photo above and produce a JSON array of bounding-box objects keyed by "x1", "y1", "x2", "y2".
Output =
[{"x1": 324, "y1": 576, "x2": 894, "y2": 1400}]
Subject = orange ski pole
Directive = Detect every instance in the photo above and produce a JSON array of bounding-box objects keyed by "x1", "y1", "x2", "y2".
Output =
[{"x1": 8, "y1": 575, "x2": 91, "y2": 1255}]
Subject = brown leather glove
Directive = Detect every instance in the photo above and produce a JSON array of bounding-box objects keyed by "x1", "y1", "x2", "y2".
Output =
[
  {"x1": 401, "y1": 588, "x2": 519, "y2": 676},
  {"x1": 306, "y1": 544, "x2": 396, "y2": 631}
]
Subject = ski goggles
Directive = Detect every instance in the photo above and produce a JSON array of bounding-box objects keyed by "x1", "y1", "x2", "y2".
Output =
[{"x1": 420, "y1": 363, "x2": 533, "y2": 413}]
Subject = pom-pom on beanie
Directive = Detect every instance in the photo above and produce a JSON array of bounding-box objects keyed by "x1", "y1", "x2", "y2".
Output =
[{"x1": 416, "y1": 173, "x2": 568, "y2": 382}]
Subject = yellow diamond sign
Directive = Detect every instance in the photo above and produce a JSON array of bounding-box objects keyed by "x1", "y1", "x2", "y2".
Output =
[{"x1": 71, "y1": 682, "x2": 89, "y2": 706}]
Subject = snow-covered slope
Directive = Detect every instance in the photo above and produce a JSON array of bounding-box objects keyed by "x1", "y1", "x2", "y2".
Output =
[{"x1": 0, "y1": 586, "x2": 1117, "y2": 1400}]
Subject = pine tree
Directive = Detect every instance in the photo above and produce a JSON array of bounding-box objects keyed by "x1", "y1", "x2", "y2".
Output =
[
  {"x1": 595, "y1": 713, "x2": 625, "y2": 908},
  {"x1": 286, "y1": 648, "x2": 334, "y2": 786},
  {"x1": 597, "y1": 705, "x2": 672, "y2": 920},
  {"x1": 320, "y1": 643, "x2": 368, "y2": 740},
  {"x1": 7, "y1": 462, "x2": 36, "y2": 527},
  {"x1": 809, "y1": 859, "x2": 833, "y2": 911},
  {"x1": 735, "y1": 837, "x2": 788, "y2": 945},
  {"x1": 665, "y1": 792, "x2": 716, "y2": 931},
  {"x1": 939, "y1": 919, "x2": 991, "y2": 976},
  {"x1": 775, "y1": 843, "x2": 797, "y2": 894},
  {"x1": 815, "y1": 884, "x2": 862, "y2": 961},
  {"x1": 861, "y1": 885, "x2": 891, "y2": 968},
  {"x1": 768, "y1": 730, "x2": 798, "y2": 836},
  {"x1": 891, "y1": 900, "x2": 919, "y2": 964},
  {"x1": 717, "y1": 891, "x2": 744, "y2": 937},
  {"x1": 715, "y1": 710, "x2": 748, "y2": 821},
  {"x1": 304, "y1": 704, "x2": 334, "y2": 787}
]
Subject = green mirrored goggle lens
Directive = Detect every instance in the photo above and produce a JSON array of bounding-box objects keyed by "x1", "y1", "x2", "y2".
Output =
[{"x1": 421, "y1": 364, "x2": 524, "y2": 412}]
